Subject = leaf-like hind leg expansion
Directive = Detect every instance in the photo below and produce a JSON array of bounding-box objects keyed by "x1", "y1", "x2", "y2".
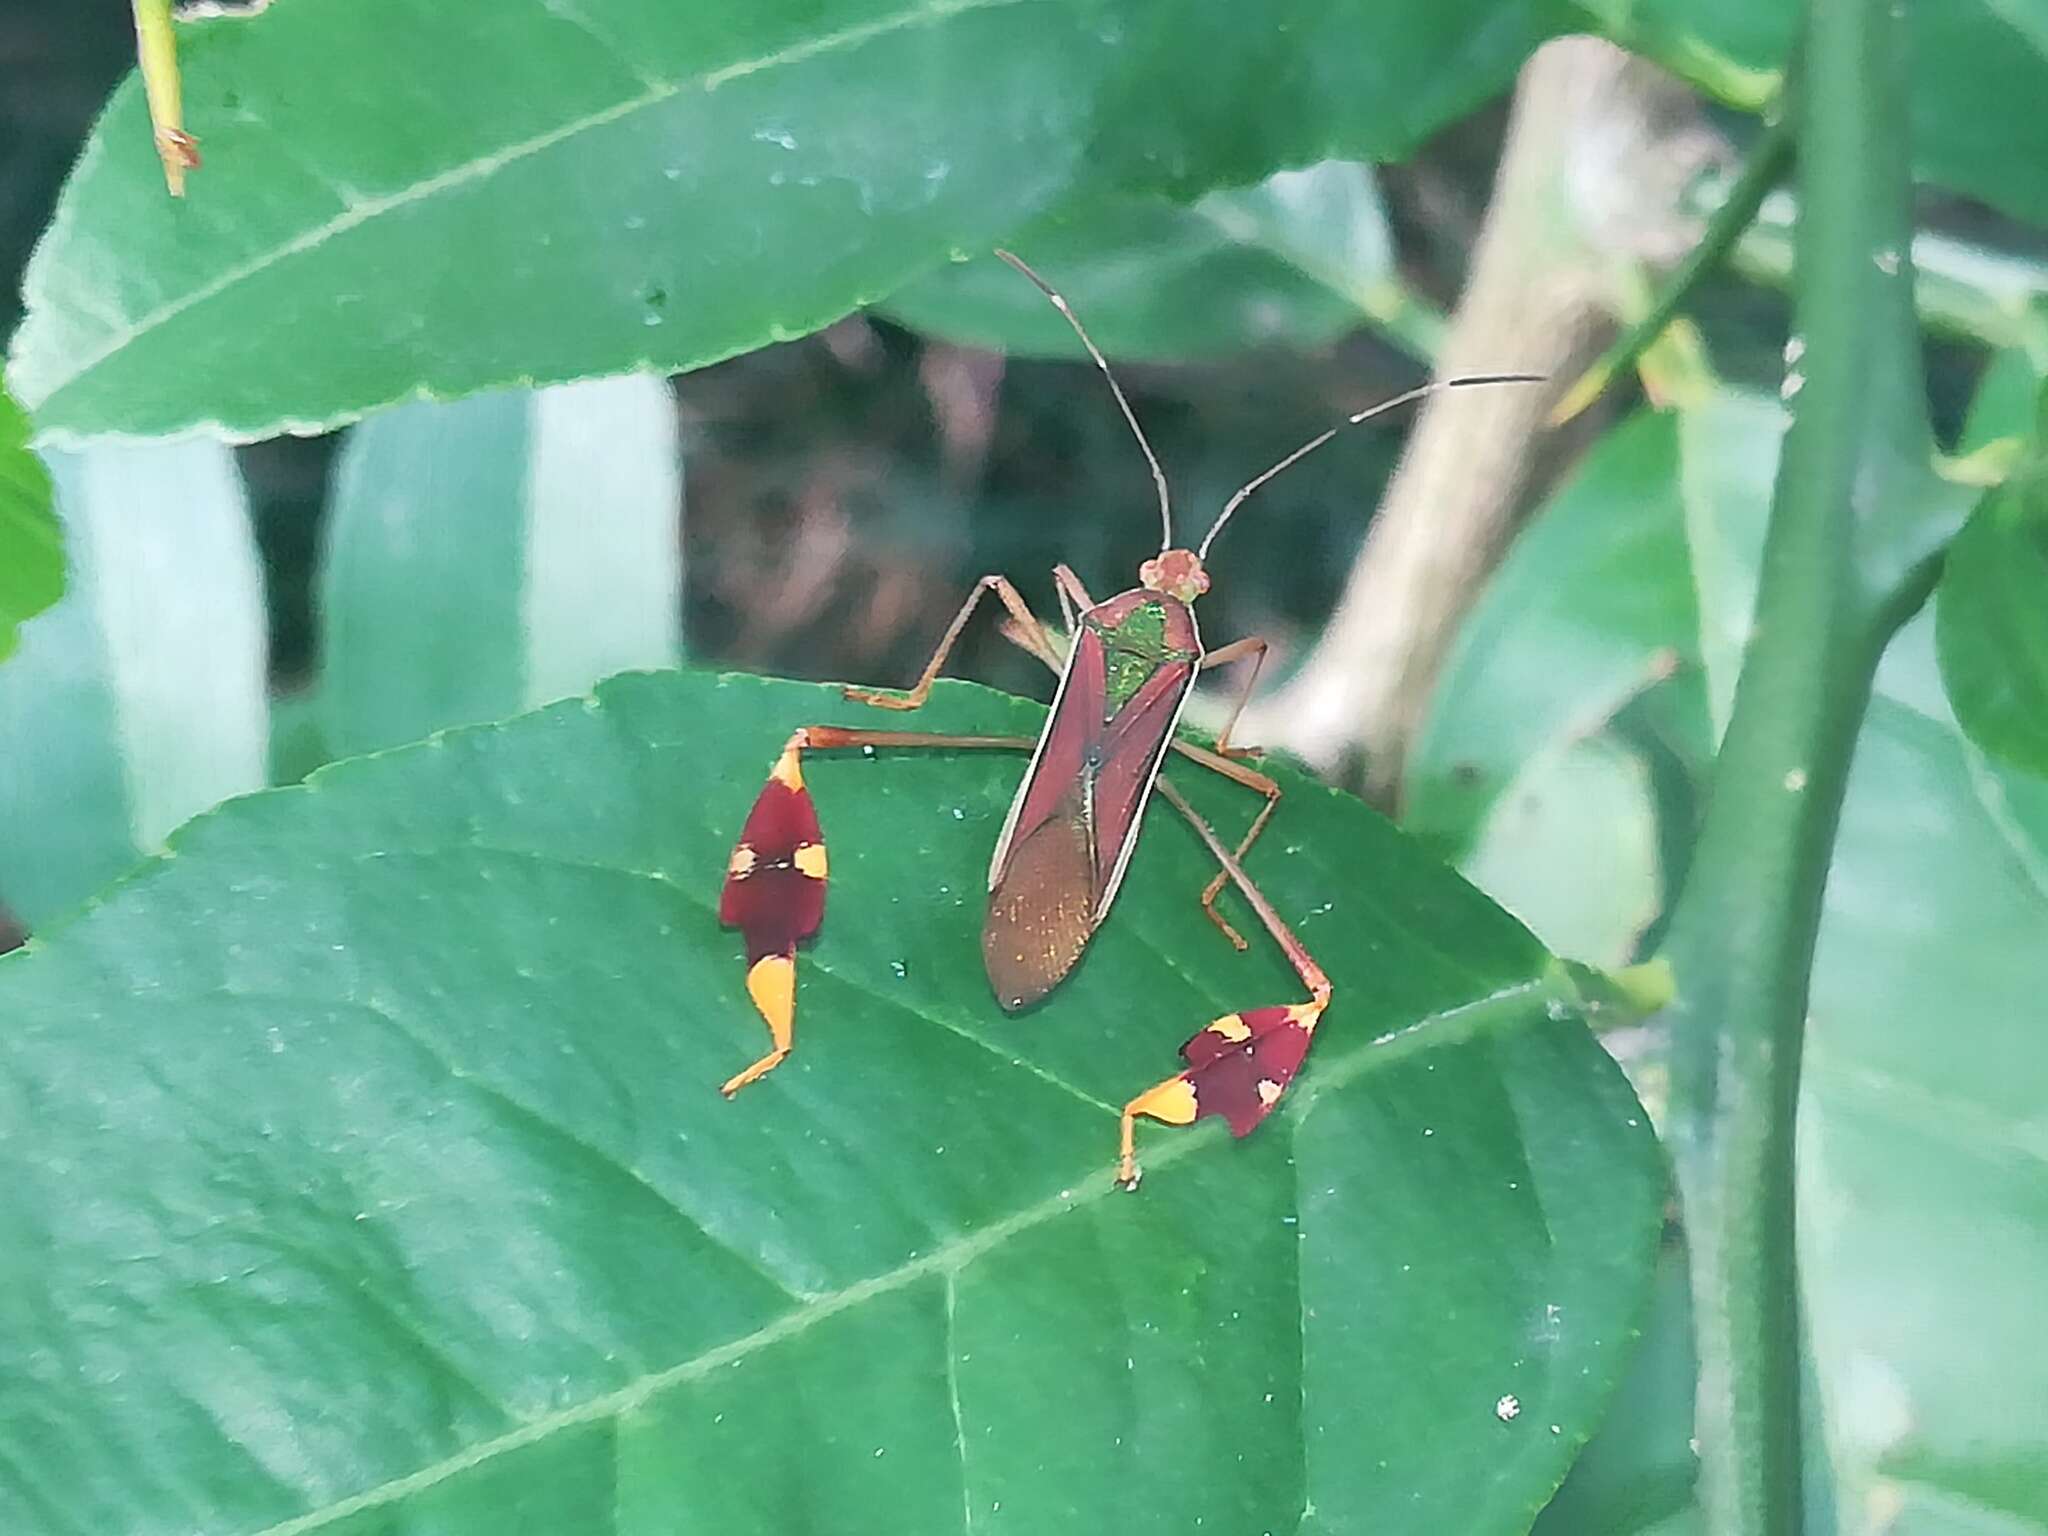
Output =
[
  {"x1": 1115, "y1": 776, "x2": 1332, "y2": 1189},
  {"x1": 718, "y1": 726, "x2": 1036, "y2": 1094}
]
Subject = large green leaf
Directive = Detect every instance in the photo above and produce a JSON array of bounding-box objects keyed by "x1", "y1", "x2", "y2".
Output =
[
  {"x1": 881, "y1": 162, "x2": 1440, "y2": 362},
  {"x1": 1800, "y1": 627, "x2": 2048, "y2": 1532},
  {"x1": 0, "y1": 385, "x2": 62, "y2": 662},
  {"x1": 0, "y1": 438, "x2": 264, "y2": 927},
  {"x1": 1533, "y1": 1242, "x2": 1702, "y2": 1536},
  {"x1": 319, "y1": 373, "x2": 682, "y2": 760},
  {"x1": 10, "y1": 0, "x2": 1542, "y2": 443},
  {"x1": 0, "y1": 670, "x2": 1661, "y2": 1535}
]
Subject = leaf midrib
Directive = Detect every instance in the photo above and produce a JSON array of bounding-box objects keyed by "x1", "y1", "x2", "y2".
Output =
[
  {"x1": 223, "y1": 977, "x2": 1549, "y2": 1536},
  {"x1": 25, "y1": 0, "x2": 1036, "y2": 421}
]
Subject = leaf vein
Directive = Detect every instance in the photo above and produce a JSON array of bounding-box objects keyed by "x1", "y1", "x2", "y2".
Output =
[
  {"x1": 944, "y1": 1271, "x2": 974, "y2": 1535},
  {"x1": 35, "y1": 0, "x2": 1034, "y2": 412},
  {"x1": 436, "y1": 839, "x2": 1123, "y2": 1119},
  {"x1": 353, "y1": 991, "x2": 812, "y2": 1303},
  {"x1": 236, "y1": 981, "x2": 1546, "y2": 1536}
]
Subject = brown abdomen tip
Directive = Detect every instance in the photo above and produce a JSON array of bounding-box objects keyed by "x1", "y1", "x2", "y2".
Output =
[{"x1": 981, "y1": 809, "x2": 1096, "y2": 1011}]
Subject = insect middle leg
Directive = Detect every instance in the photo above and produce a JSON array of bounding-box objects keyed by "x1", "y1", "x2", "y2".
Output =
[
  {"x1": 1173, "y1": 634, "x2": 1280, "y2": 949},
  {"x1": 719, "y1": 727, "x2": 1035, "y2": 1095}
]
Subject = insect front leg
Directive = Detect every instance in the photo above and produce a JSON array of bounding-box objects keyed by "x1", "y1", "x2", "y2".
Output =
[
  {"x1": 843, "y1": 575, "x2": 1061, "y2": 710},
  {"x1": 1052, "y1": 563, "x2": 1098, "y2": 629},
  {"x1": 718, "y1": 726, "x2": 1036, "y2": 1095},
  {"x1": 1114, "y1": 777, "x2": 1332, "y2": 1189}
]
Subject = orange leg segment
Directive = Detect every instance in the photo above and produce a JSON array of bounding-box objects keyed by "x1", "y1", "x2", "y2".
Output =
[
  {"x1": 844, "y1": 575, "x2": 1061, "y2": 710},
  {"x1": 1174, "y1": 634, "x2": 1279, "y2": 949}
]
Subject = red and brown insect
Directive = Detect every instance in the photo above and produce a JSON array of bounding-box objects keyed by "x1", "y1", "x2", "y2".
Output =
[{"x1": 719, "y1": 251, "x2": 1537, "y2": 1186}]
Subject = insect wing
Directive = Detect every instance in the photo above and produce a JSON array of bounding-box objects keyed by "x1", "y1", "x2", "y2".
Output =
[
  {"x1": 1088, "y1": 657, "x2": 1196, "y2": 915},
  {"x1": 982, "y1": 628, "x2": 1106, "y2": 1009},
  {"x1": 988, "y1": 624, "x2": 1105, "y2": 888},
  {"x1": 983, "y1": 780, "x2": 1098, "y2": 1010}
]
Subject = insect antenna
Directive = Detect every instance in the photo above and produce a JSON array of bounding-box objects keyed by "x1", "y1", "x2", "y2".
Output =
[
  {"x1": 995, "y1": 249, "x2": 1174, "y2": 554},
  {"x1": 1194, "y1": 372, "x2": 1546, "y2": 561}
]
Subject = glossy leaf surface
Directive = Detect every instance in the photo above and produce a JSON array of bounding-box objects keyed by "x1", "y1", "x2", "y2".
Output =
[
  {"x1": 0, "y1": 671, "x2": 1661, "y2": 1536},
  {"x1": 11, "y1": 0, "x2": 1543, "y2": 441}
]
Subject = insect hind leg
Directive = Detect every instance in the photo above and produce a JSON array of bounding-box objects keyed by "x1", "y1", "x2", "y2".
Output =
[
  {"x1": 718, "y1": 725, "x2": 1037, "y2": 1095},
  {"x1": 1114, "y1": 776, "x2": 1331, "y2": 1188}
]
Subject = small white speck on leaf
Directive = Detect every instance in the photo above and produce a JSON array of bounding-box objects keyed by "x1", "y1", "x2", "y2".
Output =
[
  {"x1": 1784, "y1": 335, "x2": 1806, "y2": 364},
  {"x1": 1496, "y1": 1394, "x2": 1521, "y2": 1421},
  {"x1": 1784, "y1": 767, "x2": 1808, "y2": 792},
  {"x1": 1781, "y1": 370, "x2": 1805, "y2": 400},
  {"x1": 1875, "y1": 248, "x2": 1901, "y2": 274}
]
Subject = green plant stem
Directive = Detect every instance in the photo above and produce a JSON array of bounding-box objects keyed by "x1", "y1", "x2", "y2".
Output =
[
  {"x1": 1551, "y1": 95, "x2": 1797, "y2": 427},
  {"x1": 1733, "y1": 198, "x2": 2048, "y2": 362},
  {"x1": 132, "y1": 0, "x2": 191, "y2": 196},
  {"x1": 1653, "y1": 0, "x2": 1949, "y2": 1531}
]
